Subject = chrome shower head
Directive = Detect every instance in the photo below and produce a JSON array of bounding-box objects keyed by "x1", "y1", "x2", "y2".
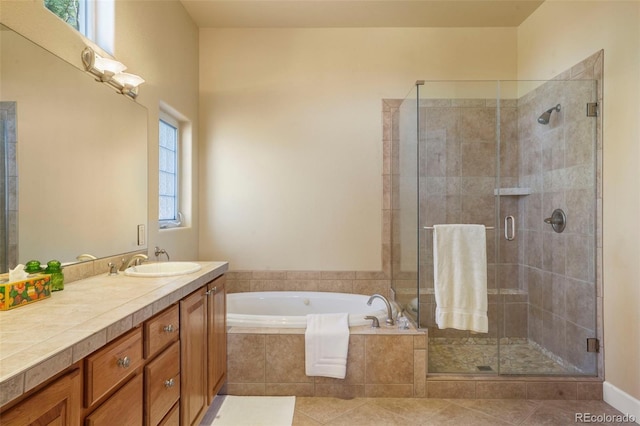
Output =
[{"x1": 537, "y1": 104, "x2": 561, "y2": 125}]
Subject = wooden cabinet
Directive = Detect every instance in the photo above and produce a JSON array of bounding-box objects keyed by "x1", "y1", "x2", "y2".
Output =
[
  {"x1": 144, "y1": 304, "x2": 181, "y2": 426},
  {"x1": 145, "y1": 340, "x2": 180, "y2": 426},
  {"x1": 84, "y1": 304, "x2": 180, "y2": 426},
  {"x1": 85, "y1": 374, "x2": 143, "y2": 426},
  {"x1": 180, "y1": 286, "x2": 208, "y2": 426},
  {"x1": 207, "y1": 275, "x2": 227, "y2": 403},
  {"x1": 85, "y1": 327, "x2": 143, "y2": 407},
  {"x1": 158, "y1": 403, "x2": 179, "y2": 426},
  {"x1": 0, "y1": 368, "x2": 82, "y2": 425},
  {"x1": 0, "y1": 273, "x2": 226, "y2": 426},
  {"x1": 145, "y1": 304, "x2": 179, "y2": 359},
  {"x1": 181, "y1": 276, "x2": 228, "y2": 426}
]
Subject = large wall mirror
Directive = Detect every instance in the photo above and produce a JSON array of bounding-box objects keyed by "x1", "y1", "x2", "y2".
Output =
[{"x1": 0, "y1": 24, "x2": 148, "y2": 269}]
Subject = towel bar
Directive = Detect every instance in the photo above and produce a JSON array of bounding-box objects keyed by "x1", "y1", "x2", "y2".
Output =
[{"x1": 422, "y1": 226, "x2": 495, "y2": 230}]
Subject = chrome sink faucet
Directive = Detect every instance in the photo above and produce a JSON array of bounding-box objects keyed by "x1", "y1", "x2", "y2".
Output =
[
  {"x1": 367, "y1": 294, "x2": 395, "y2": 326},
  {"x1": 123, "y1": 254, "x2": 148, "y2": 270}
]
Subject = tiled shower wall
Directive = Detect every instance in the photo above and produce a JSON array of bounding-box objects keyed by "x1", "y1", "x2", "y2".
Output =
[
  {"x1": 0, "y1": 102, "x2": 17, "y2": 272},
  {"x1": 518, "y1": 51, "x2": 603, "y2": 374}
]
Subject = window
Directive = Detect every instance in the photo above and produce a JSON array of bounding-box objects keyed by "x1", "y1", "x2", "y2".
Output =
[
  {"x1": 44, "y1": 0, "x2": 83, "y2": 31},
  {"x1": 45, "y1": 0, "x2": 114, "y2": 54},
  {"x1": 159, "y1": 113, "x2": 181, "y2": 228}
]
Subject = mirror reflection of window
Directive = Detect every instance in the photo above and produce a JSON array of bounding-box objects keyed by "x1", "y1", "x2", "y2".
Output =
[
  {"x1": 159, "y1": 112, "x2": 181, "y2": 229},
  {"x1": 44, "y1": 0, "x2": 114, "y2": 54}
]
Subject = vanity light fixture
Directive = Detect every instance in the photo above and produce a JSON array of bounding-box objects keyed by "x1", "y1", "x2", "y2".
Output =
[
  {"x1": 112, "y1": 72, "x2": 145, "y2": 98},
  {"x1": 81, "y1": 46, "x2": 145, "y2": 99}
]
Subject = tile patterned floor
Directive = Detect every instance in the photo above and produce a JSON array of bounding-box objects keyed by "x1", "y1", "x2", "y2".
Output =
[
  {"x1": 429, "y1": 340, "x2": 580, "y2": 374},
  {"x1": 292, "y1": 397, "x2": 630, "y2": 425}
]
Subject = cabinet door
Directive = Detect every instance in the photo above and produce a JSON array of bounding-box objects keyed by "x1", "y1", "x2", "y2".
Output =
[
  {"x1": 0, "y1": 369, "x2": 81, "y2": 426},
  {"x1": 207, "y1": 275, "x2": 227, "y2": 403},
  {"x1": 180, "y1": 287, "x2": 207, "y2": 426},
  {"x1": 85, "y1": 374, "x2": 143, "y2": 426}
]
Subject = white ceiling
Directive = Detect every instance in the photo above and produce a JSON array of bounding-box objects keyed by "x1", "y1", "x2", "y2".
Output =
[{"x1": 180, "y1": 0, "x2": 545, "y2": 28}]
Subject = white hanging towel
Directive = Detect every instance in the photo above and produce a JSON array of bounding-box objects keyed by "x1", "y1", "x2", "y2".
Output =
[
  {"x1": 433, "y1": 224, "x2": 488, "y2": 333},
  {"x1": 305, "y1": 313, "x2": 349, "y2": 379}
]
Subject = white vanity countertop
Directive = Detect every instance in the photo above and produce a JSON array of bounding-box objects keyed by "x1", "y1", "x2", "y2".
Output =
[{"x1": 0, "y1": 260, "x2": 228, "y2": 407}]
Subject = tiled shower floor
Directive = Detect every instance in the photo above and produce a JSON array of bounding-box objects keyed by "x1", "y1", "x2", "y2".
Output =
[{"x1": 428, "y1": 339, "x2": 580, "y2": 374}]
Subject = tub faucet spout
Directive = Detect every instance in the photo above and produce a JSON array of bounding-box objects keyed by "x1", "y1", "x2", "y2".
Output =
[{"x1": 367, "y1": 294, "x2": 394, "y2": 326}]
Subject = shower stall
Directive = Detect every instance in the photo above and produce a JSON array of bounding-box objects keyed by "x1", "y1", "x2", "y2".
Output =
[
  {"x1": 0, "y1": 102, "x2": 17, "y2": 274},
  {"x1": 391, "y1": 78, "x2": 600, "y2": 376}
]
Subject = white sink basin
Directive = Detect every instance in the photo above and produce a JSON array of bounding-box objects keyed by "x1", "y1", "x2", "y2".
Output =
[{"x1": 124, "y1": 262, "x2": 202, "y2": 277}]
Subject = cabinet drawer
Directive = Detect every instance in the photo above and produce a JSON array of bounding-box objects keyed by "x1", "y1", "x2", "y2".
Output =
[
  {"x1": 158, "y1": 402, "x2": 179, "y2": 426},
  {"x1": 85, "y1": 327, "x2": 143, "y2": 407},
  {"x1": 145, "y1": 304, "x2": 179, "y2": 359},
  {"x1": 145, "y1": 340, "x2": 180, "y2": 426},
  {"x1": 85, "y1": 374, "x2": 143, "y2": 426}
]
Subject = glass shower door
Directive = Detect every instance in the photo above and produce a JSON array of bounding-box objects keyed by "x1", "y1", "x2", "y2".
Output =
[
  {"x1": 391, "y1": 87, "x2": 420, "y2": 324},
  {"x1": 415, "y1": 81, "x2": 502, "y2": 374},
  {"x1": 499, "y1": 79, "x2": 599, "y2": 375},
  {"x1": 395, "y1": 78, "x2": 598, "y2": 376}
]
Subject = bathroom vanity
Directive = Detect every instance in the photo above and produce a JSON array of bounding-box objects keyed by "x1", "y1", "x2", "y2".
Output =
[{"x1": 0, "y1": 261, "x2": 228, "y2": 426}]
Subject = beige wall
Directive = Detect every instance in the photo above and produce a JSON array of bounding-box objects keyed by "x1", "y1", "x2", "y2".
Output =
[
  {"x1": 518, "y1": 0, "x2": 640, "y2": 401},
  {"x1": 0, "y1": 0, "x2": 200, "y2": 262},
  {"x1": 198, "y1": 28, "x2": 517, "y2": 270}
]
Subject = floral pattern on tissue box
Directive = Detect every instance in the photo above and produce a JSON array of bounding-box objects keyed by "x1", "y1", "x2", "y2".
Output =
[{"x1": 0, "y1": 274, "x2": 51, "y2": 311}]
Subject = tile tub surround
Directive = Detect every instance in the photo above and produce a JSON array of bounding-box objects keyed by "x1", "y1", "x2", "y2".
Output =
[
  {"x1": 223, "y1": 325, "x2": 427, "y2": 398},
  {"x1": 0, "y1": 260, "x2": 228, "y2": 407},
  {"x1": 225, "y1": 270, "x2": 391, "y2": 298},
  {"x1": 224, "y1": 325, "x2": 603, "y2": 401}
]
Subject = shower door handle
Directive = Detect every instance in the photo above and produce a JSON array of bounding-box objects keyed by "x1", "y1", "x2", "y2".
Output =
[{"x1": 504, "y1": 215, "x2": 515, "y2": 241}]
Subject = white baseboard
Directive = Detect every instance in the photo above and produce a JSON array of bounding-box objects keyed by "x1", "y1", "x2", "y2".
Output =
[{"x1": 603, "y1": 381, "x2": 640, "y2": 424}]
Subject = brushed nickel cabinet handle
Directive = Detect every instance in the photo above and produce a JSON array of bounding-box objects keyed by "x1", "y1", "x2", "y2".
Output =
[
  {"x1": 164, "y1": 378, "x2": 175, "y2": 388},
  {"x1": 163, "y1": 324, "x2": 175, "y2": 333},
  {"x1": 117, "y1": 356, "x2": 131, "y2": 368}
]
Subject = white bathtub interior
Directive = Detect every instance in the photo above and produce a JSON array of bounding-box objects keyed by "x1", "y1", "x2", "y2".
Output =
[{"x1": 227, "y1": 291, "x2": 397, "y2": 328}]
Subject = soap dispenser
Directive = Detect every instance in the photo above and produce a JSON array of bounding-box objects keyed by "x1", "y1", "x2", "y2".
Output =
[
  {"x1": 44, "y1": 260, "x2": 64, "y2": 291},
  {"x1": 25, "y1": 260, "x2": 44, "y2": 274}
]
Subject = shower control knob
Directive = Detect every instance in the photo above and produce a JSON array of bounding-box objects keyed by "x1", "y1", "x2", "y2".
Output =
[{"x1": 544, "y1": 208, "x2": 566, "y2": 233}]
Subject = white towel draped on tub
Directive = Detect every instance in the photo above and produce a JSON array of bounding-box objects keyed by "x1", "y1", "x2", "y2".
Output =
[
  {"x1": 305, "y1": 313, "x2": 349, "y2": 379},
  {"x1": 433, "y1": 224, "x2": 488, "y2": 333}
]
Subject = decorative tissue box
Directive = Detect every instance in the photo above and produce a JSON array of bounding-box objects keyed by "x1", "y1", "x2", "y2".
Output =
[{"x1": 0, "y1": 273, "x2": 51, "y2": 311}]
